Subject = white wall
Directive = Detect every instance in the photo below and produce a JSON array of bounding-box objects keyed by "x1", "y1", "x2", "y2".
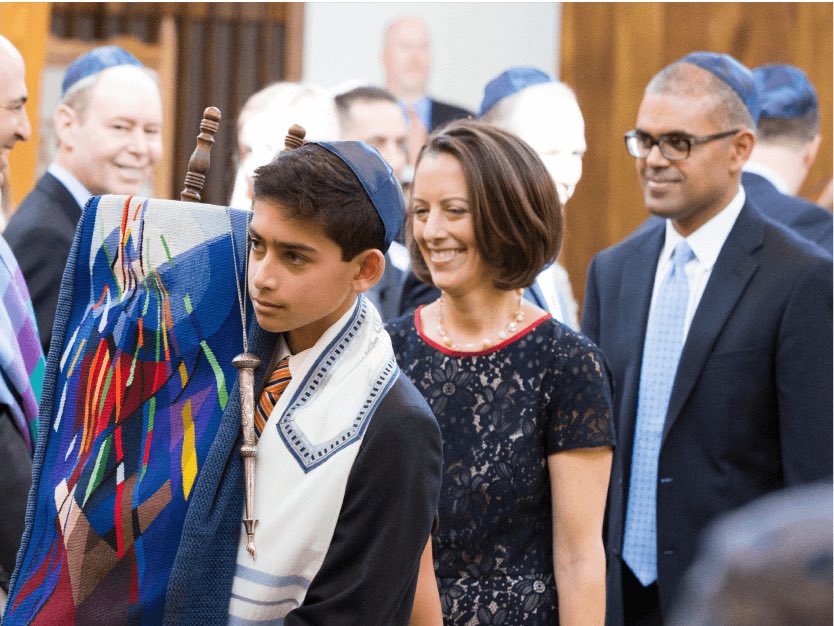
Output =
[{"x1": 303, "y1": 2, "x2": 559, "y2": 114}]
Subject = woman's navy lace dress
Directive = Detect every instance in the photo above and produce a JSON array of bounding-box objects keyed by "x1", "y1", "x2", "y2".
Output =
[{"x1": 388, "y1": 310, "x2": 615, "y2": 625}]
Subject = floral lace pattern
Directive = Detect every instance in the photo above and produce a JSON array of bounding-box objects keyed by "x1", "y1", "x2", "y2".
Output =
[{"x1": 388, "y1": 311, "x2": 615, "y2": 624}]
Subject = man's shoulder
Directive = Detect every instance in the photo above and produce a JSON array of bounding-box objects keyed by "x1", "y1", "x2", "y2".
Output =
[
  {"x1": 378, "y1": 374, "x2": 436, "y2": 422},
  {"x1": 744, "y1": 172, "x2": 832, "y2": 230},
  {"x1": 18, "y1": 172, "x2": 73, "y2": 209},
  {"x1": 368, "y1": 374, "x2": 439, "y2": 444},
  {"x1": 429, "y1": 98, "x2": 473, "y2": 128},
  {"x1": 6, "y1": 173, "x2": 78, "y2": 240},
  {"x1": 430, "y1": 98, "x2": 472, "y2": 115},
  {"x1": 753, "y1": 207, "x2": 832, "y2": 269},
  {"x1": 747, "y1": 180, "x2": 830, "y2": 220},
  {"x1": 592, "y1": 216, "x2": 663, "y2": 266}
]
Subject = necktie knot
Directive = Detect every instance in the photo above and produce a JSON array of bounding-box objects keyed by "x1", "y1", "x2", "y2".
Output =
[
  {"x1": 672, "y1": 241, "x2": 694, "y2": 273},
  {"x1": 255, "y1": 356, "x2": 291, "y2": 440}
]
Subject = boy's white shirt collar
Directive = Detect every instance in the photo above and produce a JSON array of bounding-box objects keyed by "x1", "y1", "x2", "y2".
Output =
[{"x1": 273, "y1": 295, "x2": 360, "y2": 385}]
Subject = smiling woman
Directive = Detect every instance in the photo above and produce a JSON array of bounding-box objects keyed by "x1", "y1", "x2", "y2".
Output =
[{"x1": 387, "y1": 119, "x2": 616, "y2": 625}]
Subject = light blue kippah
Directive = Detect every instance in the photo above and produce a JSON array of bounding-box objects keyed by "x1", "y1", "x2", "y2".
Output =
[
  {"x1": 753, "y1": 64, "x2": 818, "y2": 120},
  {"x1": 312, "y1": 141, "x2": 405, "y2": 253},
  {"x1": 478, "y1": 66, "x2": 555, "y2": 117},
  {"x1": 680, "y1": 51, "x2": 760, "y2": 125},
  {"x1": 62, "y1": 46, "x2": 144, "y2": 97}
]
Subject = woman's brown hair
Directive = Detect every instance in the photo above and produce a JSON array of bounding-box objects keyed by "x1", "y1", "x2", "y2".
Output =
[{"x1": 407, "y1": 118, "x2": 563, "y2": 290}]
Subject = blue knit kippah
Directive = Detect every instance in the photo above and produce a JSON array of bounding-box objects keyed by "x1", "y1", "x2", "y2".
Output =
[
  {"x1": 478, "y1": 67, "x2": 555, "y2": 117},
  {"x1": 312, "y1": 141, "x2": 404, "y2": 253},
  {"x1": 753, "y1": 64, "x2": 818, "y2": 120},
  {"x1": 680, "y1": 52, "x2": 760, "y2": 125},
  {"x1": 62, "y1": 46, "x2": 144, "y2": 97}
]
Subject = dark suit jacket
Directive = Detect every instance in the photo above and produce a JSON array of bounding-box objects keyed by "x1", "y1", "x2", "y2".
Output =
[
  {"x1": 582, "y1": 201, "x2": 832, "y2": 623},
  {"x1": 3, "y1": 172, "x2": 82, "y2": 353},
  {"x1": 428, "y1": 98, "x2": 472, "y2": 131},
  {"x1": 365, "y1": 253, "x2": 404, "y2": 322},
  {"x1": 0, "y1": 405, "x2": 31, "y2": 592},
  {"x1": 742, "y1": 170, "x2": 832, "y2": 254}
]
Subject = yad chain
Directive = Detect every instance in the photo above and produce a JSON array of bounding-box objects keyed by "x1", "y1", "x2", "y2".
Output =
[{"x1": 226, "y1": 206, "x2": 248, "y2": 352}]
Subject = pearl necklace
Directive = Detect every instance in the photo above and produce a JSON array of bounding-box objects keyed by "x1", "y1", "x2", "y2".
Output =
[{"x1": 436, "y1": 289, "x2": 525, "y2": 351}]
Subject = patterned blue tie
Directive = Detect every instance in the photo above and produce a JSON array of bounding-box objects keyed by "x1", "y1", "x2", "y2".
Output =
[{"x1": 623, "y1": 240, "x2": 694, "y2": 586}]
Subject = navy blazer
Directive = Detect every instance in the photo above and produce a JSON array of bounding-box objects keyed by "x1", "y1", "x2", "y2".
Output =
[
  {"x1": 742, "y1": 170, "x2": 832, "y2": 254},
  {"x1": 3, "y1": 172, "x2": 82, "y2": 353},
  {"x1": 582, "y1": 200, "x2": 832, "y2": 623},
  {"x1": 428, "y1": 98, "x2": 472, "y2": 132}
]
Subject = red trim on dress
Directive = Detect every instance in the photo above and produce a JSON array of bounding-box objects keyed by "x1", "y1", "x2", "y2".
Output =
[{"x1": 414, "y1": 305, "x2": 553, "y2": 357}]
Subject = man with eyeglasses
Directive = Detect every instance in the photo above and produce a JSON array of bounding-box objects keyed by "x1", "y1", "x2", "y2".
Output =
[{"x1": 582, "y1": 52, "x2": 832, "y2": 626}]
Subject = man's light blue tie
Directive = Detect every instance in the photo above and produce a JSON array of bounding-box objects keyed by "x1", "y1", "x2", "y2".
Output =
[{"x1": 623, "y1": 240, "x2": 694, "y2": 586}]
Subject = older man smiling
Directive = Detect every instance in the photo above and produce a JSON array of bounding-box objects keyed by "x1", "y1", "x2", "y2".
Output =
[{"x1": 4, "y1": 46, "x2": 163, "y2": 353}]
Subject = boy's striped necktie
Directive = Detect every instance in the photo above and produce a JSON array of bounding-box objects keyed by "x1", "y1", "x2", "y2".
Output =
[{"x1": 255, "y1": 356, "x2": 291, "y2": 439}]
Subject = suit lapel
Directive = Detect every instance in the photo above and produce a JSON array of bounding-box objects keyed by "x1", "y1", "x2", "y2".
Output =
[{"x1": 662, "y1": 203, "x2": 764, "y2": 443}]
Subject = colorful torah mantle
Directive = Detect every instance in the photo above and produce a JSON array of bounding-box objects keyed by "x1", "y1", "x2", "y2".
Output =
[{"x1": 5, "y1": 195, "x2": 250, "y2": 624}]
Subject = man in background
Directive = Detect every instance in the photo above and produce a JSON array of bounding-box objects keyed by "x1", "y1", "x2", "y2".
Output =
[
  {"x1": 382, "y1": 16, "x2": 471, "y2": 168},
  {"x1": 335, "y1": 86, "x2": 410, "y2": 320},
  {"x1": 336, "y1": 86, "x2": 409, "y2": 185},
  {"x1": 0, "y1": 34, "x2": 44, "y2": 605},
  {"x1": 480, "y1": 66, "x2": 587, "y2": 329},
  {"x1": 4, "y1": 46, "x2": 163, "y2": 353},
  {"x1": 743, "y1": 63, "x2": 831, "y2": 253},
  {"x1": 229, "y1": 82, "x2": 339, "y2": 209},
  {"x1": 0, "y1": 35, "x2": 32, "y2": 228}
]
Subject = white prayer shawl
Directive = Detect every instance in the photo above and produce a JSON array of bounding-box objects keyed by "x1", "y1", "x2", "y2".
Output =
[{"x1": 228, "y1": 296, "x2": 399, "y2": 623}]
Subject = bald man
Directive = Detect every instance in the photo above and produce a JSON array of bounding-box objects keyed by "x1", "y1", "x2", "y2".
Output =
[
  {"x1": 4, "y1": 46, "x2": 163, "y2": 353},
  {"x1": 0, "y1": 35, "x2": 32, "y2": 223},
  {"x1": 382, "y1": 16, "x2": 471, "y2": 167},
  {"x1": 481, "y1": 68, "x2": 588, "y2": 329},
  {"x1": 0, "y1": 34, "x2": 42, "y2": 599}
]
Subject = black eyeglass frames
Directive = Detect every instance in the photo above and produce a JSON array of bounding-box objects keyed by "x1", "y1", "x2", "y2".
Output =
[{"x1": 624, "y1": 129, "x2": 740, "y2": 161}]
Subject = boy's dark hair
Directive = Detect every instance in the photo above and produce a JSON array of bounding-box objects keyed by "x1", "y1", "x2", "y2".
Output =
[
  {"x1": 252, "y1": 143, "x2": 386, "y2": 261},
  {"x1": 408, "y1": 118, "x2": 563, "y2": 290}
]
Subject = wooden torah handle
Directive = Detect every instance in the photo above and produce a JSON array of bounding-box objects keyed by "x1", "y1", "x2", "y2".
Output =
[
  {"x1": 283, "y1": 124, "x2": 307, "y2": 151},
  {"x1": 180, "y1": 106, "x2": 222, "y2": 202}
]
